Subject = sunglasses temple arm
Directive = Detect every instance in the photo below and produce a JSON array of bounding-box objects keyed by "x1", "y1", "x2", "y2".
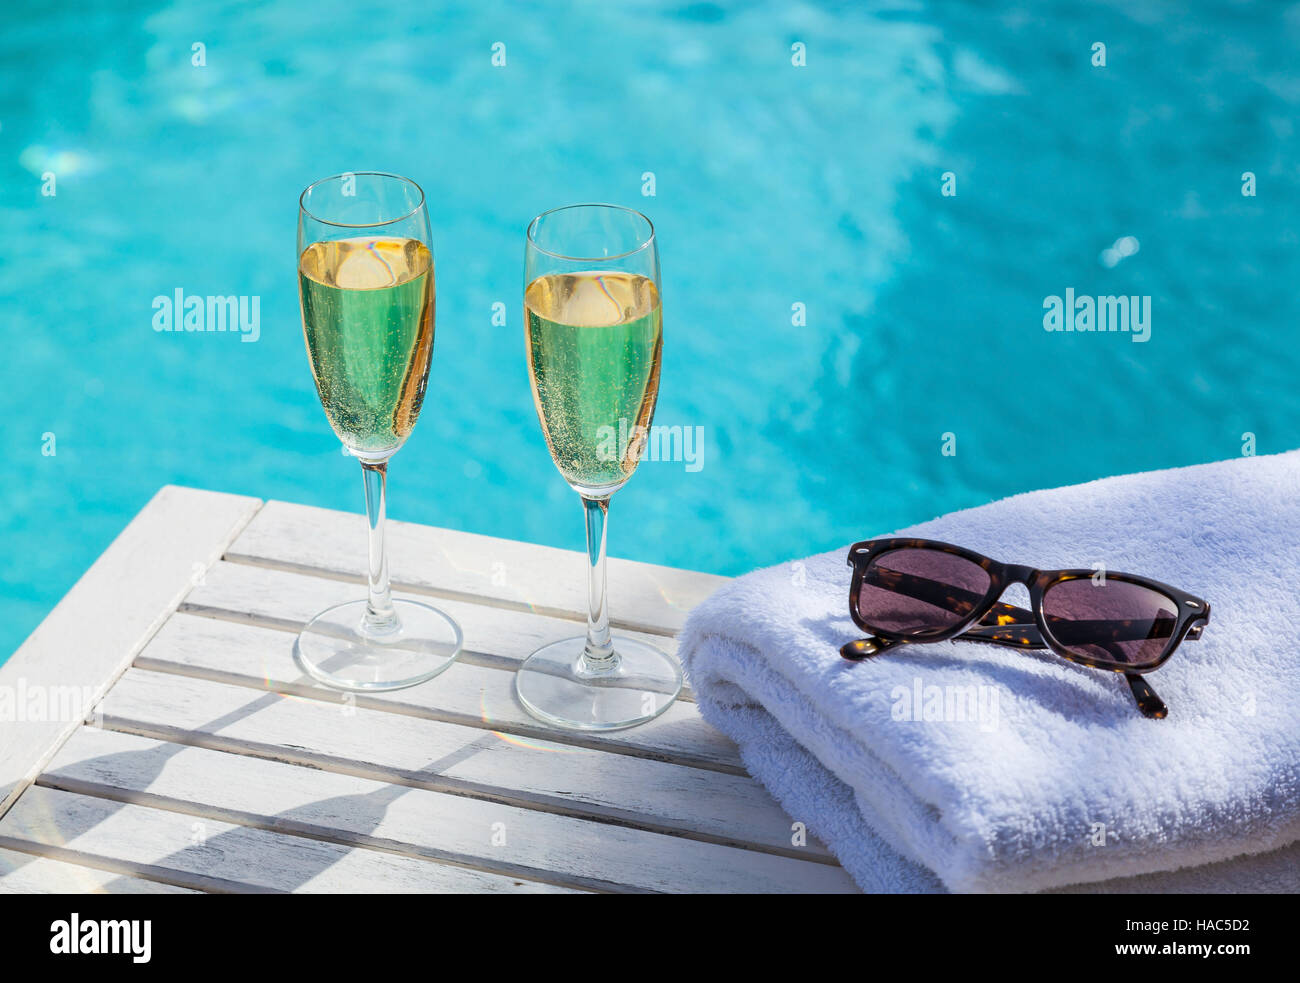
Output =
[
  {"x1": 1089, "y1": 636, "x2": 1168, "y2": 719},
  {"x1": 842, "y1": 635, "x2": 1170, "y2": 718},
  {"x1": 839, "y1": 636, "x2": 905, "y2": 660},
  {"x1": 1091, "y1": 635, "x2": 1168, "y2": 719},
  {"x1": 1126, "y1": 673, "x2": 1167, "y2": 719},
  {"x1": 957, "y1": 624, "x2": 1046, "y2": 648}
]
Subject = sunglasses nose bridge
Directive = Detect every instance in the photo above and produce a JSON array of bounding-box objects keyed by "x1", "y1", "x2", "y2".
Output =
[
  {"x1": 982, "y1": 566, "x2": 1039, "y2": 614},
  {"x1": 996, "y1": 564, "x2": 1039, "y2": 589}
]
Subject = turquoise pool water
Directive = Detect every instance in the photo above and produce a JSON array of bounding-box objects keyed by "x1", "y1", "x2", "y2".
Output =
[{"x1": 3, "y1": 1, "x2": 1298, "y2": 660}]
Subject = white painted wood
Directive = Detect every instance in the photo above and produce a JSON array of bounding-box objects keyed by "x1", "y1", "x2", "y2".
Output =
[
  {"x1": 184, "y1": 558, "x2": 690, "y2": 689},
  {"x1": 228, "y1": 499, "x2": 726, "y2": 635},
  {"x1": 143, "y1": 611, "x2": 739, "y2": 772},
  {"x1": 98, "y1": 668, "x2": 830, "y2": 860},
  {"x1": 0, "y1": 846, "x2": 197, "y2": 894},
  {"x1": 0, "y1": 486, "x2": 263, "y2": 818},
  {"x1": 0, "y1": 785, "x2": 578, "y2": 894},
  {"x1": 4, "y1": 487, "x2": 861, "y2": 893},
  {"x1": 41, "y1": 727, "x2": 857, "y2": 893}
]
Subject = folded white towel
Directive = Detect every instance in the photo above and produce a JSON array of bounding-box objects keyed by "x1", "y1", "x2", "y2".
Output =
[{"x1": 680, "y1": 450, "x2": 1300, "y2": 893}]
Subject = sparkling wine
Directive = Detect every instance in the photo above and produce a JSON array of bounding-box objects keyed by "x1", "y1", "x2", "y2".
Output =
[
  {"x1": 299, "y1": 237, "x2": 434, "y2": 455},
  {"x1": 525, "y1": 271, "x2": 662, "y2": 491}
]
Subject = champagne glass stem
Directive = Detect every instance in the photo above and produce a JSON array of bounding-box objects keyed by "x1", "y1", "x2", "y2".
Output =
[
  {"x1": 361, "y1": 460, "x2": 399, "y2": 634},
  {"x1": 581, "y1": 495, "x2": 617, "y2": 672}
]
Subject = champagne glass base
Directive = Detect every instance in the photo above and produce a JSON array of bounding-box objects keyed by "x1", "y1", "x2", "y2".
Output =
[
  {"x1": 294, "y1": 598, "x2": 463, "y2": 692},
  {"x1": 515, "y1": 636, "x2": 682, "y2": 731}
]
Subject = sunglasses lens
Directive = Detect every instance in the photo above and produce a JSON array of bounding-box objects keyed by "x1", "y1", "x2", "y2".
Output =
[
  {"x1": 857, "y1": 548, "x2": 991, "y2": 636},
  {"x1": 1041, "y1": 578, "x2": 1179, "y2": 668}
]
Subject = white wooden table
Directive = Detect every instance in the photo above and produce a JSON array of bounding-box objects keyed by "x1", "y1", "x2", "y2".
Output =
[{"x1": 0, "y1": 487, "x2": 858, "y2": 893}]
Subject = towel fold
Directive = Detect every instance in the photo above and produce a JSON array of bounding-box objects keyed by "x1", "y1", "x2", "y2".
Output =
[{"x1": 680, "y1": 450, "x2": 1300, "y2": 893}]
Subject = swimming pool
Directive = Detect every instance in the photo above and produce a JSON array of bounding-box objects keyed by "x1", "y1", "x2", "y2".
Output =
[{"x1": 3, "y1": 0, "x2": 1298, "y2": 661}]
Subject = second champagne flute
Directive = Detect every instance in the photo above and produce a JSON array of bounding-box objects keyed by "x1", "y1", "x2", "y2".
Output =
[
  {"x1": 295, "y1": 171, "x2": 462, "y2": 691},
  {"x1": 516, "y1": 203, "x2": 682, "y2": 730}
]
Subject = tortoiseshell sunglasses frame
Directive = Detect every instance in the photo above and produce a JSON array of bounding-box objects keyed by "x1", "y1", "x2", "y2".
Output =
[{"x1": 840, "y1": 538, "x2": 1211, "y2": 719}]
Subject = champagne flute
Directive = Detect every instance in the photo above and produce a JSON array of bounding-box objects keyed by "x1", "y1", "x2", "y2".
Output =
[
  {"x1": 516, "y1": 203, "x2": 681, "y2": 730},
  {"x1": 294, "y1": 172, "x2": 462, "y2": 690}
]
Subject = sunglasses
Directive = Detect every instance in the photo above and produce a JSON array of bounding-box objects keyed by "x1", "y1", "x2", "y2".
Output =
[{"x1": 840, "y1": 538, "x2": 1211, "y2": 718}]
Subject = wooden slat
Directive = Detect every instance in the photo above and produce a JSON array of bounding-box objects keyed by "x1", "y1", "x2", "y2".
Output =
[
  {"x1": 97, "y1": 668, "x2": 830, "y2": 860},
  {"x1": 0, "y1": 846, "x2": 197, "y2": 894},
  {"x1": 144, "y1": 611, "x2": 739, "y2": 772},
  {"x1": 183, "y1": 559, "x2": 689, "y2": 684},
  {"x1": 0, "y1": 786, "x2": 576, "y2": 894},
  {"x1": 0, "y1": 486, "x2": 262, "y2": 817},
  {"x1": 228, "y1": 500, "x2": 726, "y2": 635},
  {"x1": 39, "y1": 727, "x2": 857, "y2": 893}
]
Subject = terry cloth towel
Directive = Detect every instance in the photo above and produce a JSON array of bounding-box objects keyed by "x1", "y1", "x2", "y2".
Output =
[{"x1": 679, "y1": 450, "x2": 1300, "y2": 893}]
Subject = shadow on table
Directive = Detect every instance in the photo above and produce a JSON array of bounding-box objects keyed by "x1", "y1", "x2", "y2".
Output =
[{"x1": 5, "y1": 674, "x2": 499, "y2": 893}]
